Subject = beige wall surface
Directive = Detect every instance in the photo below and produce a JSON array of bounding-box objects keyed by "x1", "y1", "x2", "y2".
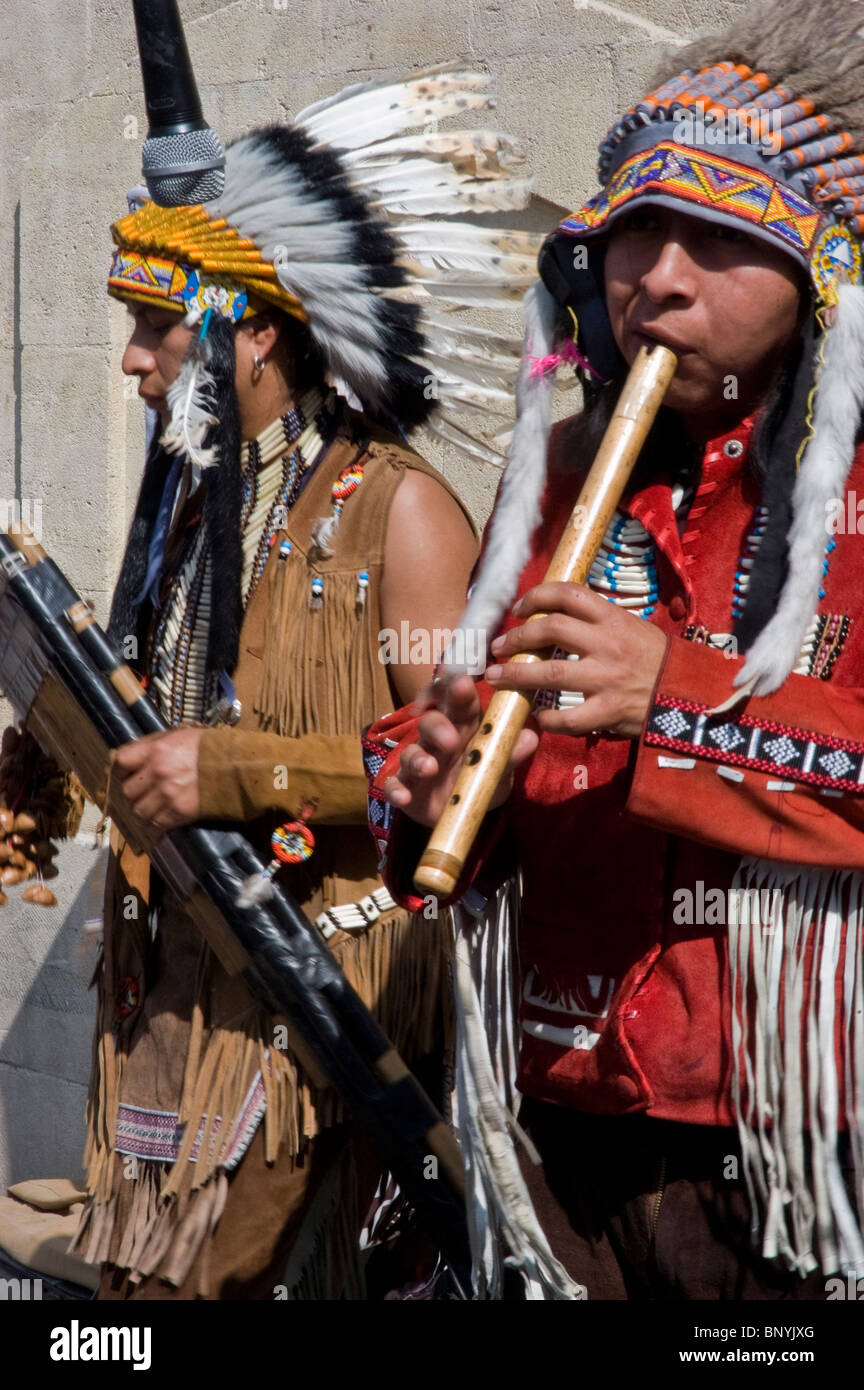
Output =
[{"x1": 0, "y1": 0, "x2": 746, "y2": 1190}]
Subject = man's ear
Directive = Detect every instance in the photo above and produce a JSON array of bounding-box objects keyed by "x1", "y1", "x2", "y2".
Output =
[{"x1": 239, "y1": 311, "x2": 281, "y2": 358}]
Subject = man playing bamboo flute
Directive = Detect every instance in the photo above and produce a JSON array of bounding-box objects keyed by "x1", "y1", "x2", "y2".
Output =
[
  {"x1": 69, "y1": 7, "x2": 539, "y2": 1299},
  {"x1": 365, "y1": 0, "x2": 864, "y2": 1298}
]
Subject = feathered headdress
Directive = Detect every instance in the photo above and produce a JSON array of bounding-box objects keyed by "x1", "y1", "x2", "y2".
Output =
[
  {"x1": 453, "y1": 0, "x2": 864, "y2": 700},
  {"x1": 108, "y1": 21, "x2": 540, "y2": 699},
  {"x1": 108, "y1": 63, "x2": 538, "y2": 467}
]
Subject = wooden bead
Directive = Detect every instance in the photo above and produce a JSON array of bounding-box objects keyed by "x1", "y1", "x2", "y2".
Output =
[{"x1": 20, "y1": 884, "x2": 57, "y2": 906}]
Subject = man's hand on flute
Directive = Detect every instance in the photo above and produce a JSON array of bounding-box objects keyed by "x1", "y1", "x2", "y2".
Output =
[
  {"x1": 385, "y1": 580, "x2": 669, "y2": 827},
  {"x1": 486, "y1": 582, "x2": 668, "y2": 740},
  {"x1": 384, "y1": 673, "x2": 538, "y2": 828}
]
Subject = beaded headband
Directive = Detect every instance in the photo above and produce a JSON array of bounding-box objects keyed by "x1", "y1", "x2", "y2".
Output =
[{"x1": 108, "y1": 200, "x2": 307, "y2": 323}]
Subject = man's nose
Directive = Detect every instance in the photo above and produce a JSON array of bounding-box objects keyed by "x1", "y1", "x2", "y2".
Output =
[
  {"x1": 640, "y1": 240, "x2": 697, "y2": 305},
  {"x1": 122, "y1": 332, "x2": 155, "y2": 379}
]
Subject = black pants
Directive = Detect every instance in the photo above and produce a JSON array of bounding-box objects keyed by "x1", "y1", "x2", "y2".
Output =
[{"x1": 518, "y1": 1099, "x2": 837, "y2": 1300}]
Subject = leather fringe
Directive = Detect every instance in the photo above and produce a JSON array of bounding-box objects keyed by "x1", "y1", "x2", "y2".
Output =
[
  {"x1": 72, "y1": 907, "x2": 451, "y2": 1287},
  {"x1": 256, "y1": 554, "x2": 377, "y2": 737}
]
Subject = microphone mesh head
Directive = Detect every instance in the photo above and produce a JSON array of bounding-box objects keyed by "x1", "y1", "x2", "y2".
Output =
[{"x1": 142, "y1": 128, "x2": 226, "y2": 207}]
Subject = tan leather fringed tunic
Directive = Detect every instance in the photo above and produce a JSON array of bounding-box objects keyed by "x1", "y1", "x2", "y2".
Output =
[{"x1": 72, "y1": 417, "x2": 475, "y2": 1288}]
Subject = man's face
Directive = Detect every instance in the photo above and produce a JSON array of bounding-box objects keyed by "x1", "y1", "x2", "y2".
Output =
[
  {"x1": 122, "y1": 304, "x2": 194, "y2": 416},
  {"x1": 603, "y1": 206, "x2": 805, "y2": 428}
]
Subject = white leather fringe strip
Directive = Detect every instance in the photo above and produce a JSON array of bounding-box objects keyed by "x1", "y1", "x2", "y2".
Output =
[
  {"x1": 452, "y1": 878, "x2": 586, "y2": 1300},
  {"x1": 729, "y1": 858, "x2": 864, "y2": 1278}
]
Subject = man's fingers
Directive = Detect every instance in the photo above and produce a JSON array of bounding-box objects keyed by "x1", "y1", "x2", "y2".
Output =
[
  {"x1": 129, "y1": 791, "x2": 166, "y2": 826},
  {"x1": 486, "y1": 655, "x2": 604, "y2": 693},
  {"x1": 439, "y1": 673, "x2": 482, "y2": 726},
  {"x1": 534, "y1": 695, "x2": 611, "y2": 738},
  {"x1": 399, "y1": 743, "x2": 439, "y2": 783},
  {"x1": 490, "y1": 614, "x2": 594, "y2": 662},
  {"x1": 513, "y1": 582, "x2": 606, "y2": 623},
  {"x1": 417, "y1": 708, "x2": 469, "y2": 762},
  {"x1": 512, "y1": 726, "x2": 539, "y2": 766},
  {"x1": 113, "y1": 739, "x2": 149, "y2": 772}
]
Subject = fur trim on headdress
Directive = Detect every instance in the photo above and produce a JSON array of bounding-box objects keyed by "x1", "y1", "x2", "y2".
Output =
[{"x1": 659, "y1": 3, "x2": 864, "y2": 140}]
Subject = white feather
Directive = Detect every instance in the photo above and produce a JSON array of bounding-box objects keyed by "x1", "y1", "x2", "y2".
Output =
[
  {"x1": 738, "y1": 282, "x2": 864, "y2": 695},
  {"x1": 341, "y1": 129, "x2": 528, "y2": 177},
  {"x1": 349, "y1": 161, "x2": 535, "y2": 222},
  {"x1": 387, "y1": 275, "x2": 533, "y2": 310},
  {"x1": 292, "y1": 61, "x2": 466, "y2": 127},
  {"x1": 396, "y1": 220, "x2": 543, "y2": 259},
  {"x1": 442, "y1": 282, "x2": 559, "y2": 675},
  {"x1": 300, "y1": 72, "x2": 493, "y2": 150},
  {"x1": 422, "y1": 312, "x2": 524, "y2": 355},
  {"x1": 416, "y1": 347, "x2": 519, "y2": 388},
  {"x1": 427, "y1": 411, "x2": 508, "y2": 468},
  {"x1": 160, "y1": 337, "x2": 218, "y2": 473},
  {"x1": 434, "y1": 382, "x2": 513, "y2": 412},
  {"x1": 371, "y1": 176, "x2": 533, "y2": 219}
]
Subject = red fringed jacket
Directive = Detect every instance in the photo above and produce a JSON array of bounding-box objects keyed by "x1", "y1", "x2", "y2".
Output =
[{"x1": 362, "y1": 414, "x2": 864, "y2": 1126}]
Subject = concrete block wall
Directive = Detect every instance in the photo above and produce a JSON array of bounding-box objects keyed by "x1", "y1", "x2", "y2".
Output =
[{"x1": 0, "y1": 0, "x2": 746, "y2": 1188}]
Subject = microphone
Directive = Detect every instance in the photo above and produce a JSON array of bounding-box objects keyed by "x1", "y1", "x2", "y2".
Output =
[{"x1": 131, "y1": 0, "x2": 225, "y2": 207}]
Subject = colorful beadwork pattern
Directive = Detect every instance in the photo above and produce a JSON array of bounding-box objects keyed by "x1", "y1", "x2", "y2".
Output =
[
  {"x1": 810, "y1": 224, "x2": 864, "y2": 300},
  {"x1": 109, "y1": 199, "x2": 308, "y2": 324},
  {"x1": 362, "y1": 731, "x2": 396, "y2": 868},
  {"x1": 181, "y1": 268, "x2": 248, "y2": 323},
  {"x1": 114, "y1": 1073, "x2": 266, "y2": 1171},
  {"x1": 646, "y1": 696, "x2": 864, "y2": 793},
  {"x1": 561, "y1": 142, "x2": 823, "y2": 260},
  {"x1": 108, "y1": 248, "x2": 191, "y2": 309}
]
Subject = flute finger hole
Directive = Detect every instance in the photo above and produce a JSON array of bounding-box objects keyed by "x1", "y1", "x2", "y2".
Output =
[{"x1": 466, "y1": 750, "x2": 481, "y2": 765}]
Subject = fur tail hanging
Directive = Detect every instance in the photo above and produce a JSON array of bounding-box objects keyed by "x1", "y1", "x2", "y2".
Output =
[
  {"x1": 236, "y1": 871, "x2": 275, "y2": 909},
  {"x1": 738, "y1": 282, "x2": 864, "y2": 695},
  {"x1": 452, "y1": 884, "x2": 587, "y2": 1300},
  {"x1": 441, "y1": 281, "x2": 560, "y2": 675}
]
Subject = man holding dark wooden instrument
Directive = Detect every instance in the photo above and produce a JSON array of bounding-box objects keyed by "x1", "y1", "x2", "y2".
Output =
[
  {"x1": 366, "y1": 0, "x2": 864, "y2": 1298},
  {"x1": 60, "y1": 2, "x2": 544, "y2": 1300}
]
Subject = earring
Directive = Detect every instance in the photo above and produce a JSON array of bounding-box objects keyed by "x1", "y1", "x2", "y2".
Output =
[{"x1": 253, "y1": 354, "x2": 266, "y2": 374}]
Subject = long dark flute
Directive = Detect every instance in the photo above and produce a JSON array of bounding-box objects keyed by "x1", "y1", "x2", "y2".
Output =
[
  {"x1": 415, "y1": 343, "x2": 678, "y2": 899},
  {"x1": 0, "y1": 526, "x2": 470, "y2": 1292}
]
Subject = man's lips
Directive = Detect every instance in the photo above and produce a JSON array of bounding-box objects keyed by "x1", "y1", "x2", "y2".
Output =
[{"x1": 630, "y1": 327, "x2": 694, "y2": 356}]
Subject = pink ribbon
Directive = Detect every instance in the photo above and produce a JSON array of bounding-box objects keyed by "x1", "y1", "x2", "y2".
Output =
[{"x1": 525, "y1": 337, "x2": 601, "y2": 380}]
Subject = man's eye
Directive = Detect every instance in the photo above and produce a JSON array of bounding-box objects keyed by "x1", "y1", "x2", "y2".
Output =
[
  {"x1": 618, "y1": 207, "x2": 659, "y2": 234},
  {"x1": 711, "y1": 222, "x2": 749, "y2": 245}
]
